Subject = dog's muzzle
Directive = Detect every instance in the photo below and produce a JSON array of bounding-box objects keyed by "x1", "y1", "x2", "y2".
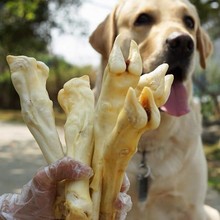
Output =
[
  {"x1": 166, "y1": 32, "x2": 194, "y2": 58},
  {"x1": 165, "y1": 32, "x2": 194, "y2": 82},
  {"x1": 158, "y1": 32, "x2": 194, "y2": 117}
]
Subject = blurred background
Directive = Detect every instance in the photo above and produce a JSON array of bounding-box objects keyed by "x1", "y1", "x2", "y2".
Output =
[{"x1": 0, "y1": 0, "x2": 219, "y2": 208}]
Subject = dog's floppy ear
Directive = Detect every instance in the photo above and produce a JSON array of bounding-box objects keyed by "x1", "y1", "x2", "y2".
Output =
[
  {"x1": 196, "y1": 27, "x2": 213, "y2": 69},
  {"x1": 89, "y1": 6, "x2": 118, "y2": 60}
]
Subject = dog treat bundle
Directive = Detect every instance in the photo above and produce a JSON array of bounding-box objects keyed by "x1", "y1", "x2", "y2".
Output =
[{"x1": 6, "y1": 36, "x2": 173, "y2": 220}]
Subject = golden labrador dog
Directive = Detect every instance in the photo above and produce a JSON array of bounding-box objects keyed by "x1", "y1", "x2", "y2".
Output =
[{"x1": 90, "y1": 0, "x2": 220, "y2": 219}]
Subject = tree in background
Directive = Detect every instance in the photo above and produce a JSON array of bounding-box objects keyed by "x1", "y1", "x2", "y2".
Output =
[
  {"x1": 0, "y1": 0, "x2": 85, "y2": 63},
  {"x1": 0, "y1": 0, "x2": 94, "y2": 109},
  {"x1": 191, "y1": 0, "x2": 220, "y2": 120},
  {"x1": 0, "y1": 0, "x2": 47, "y2": 73},
  {"x1": 0, "y1": 0, "x2": 220, "y2": 113},
  {"x1": 191, "y1": 0, "x2": 220, "y2": 39}
]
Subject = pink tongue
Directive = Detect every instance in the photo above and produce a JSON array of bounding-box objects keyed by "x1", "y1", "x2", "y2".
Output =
[{"x1": 160, "y1": 81, "x2": 190, "y2": 117}]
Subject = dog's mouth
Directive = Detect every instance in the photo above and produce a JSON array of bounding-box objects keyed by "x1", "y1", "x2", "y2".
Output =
[
  {"x1": 159, "y1": 64, "x2": 190, "y2": 117},
  {"x1": 166, "y1": 65, "x2": 187, "y2": 82}
]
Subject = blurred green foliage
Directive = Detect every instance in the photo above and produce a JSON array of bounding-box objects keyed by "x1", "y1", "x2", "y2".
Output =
[
  {"x1": 191, "y1": 0, "x2": 220, "y2": 39},
  {"x1": 205, "y1": 144, "x2": 220, "y2": 191},
  {"x1": 0, "y1": 54, "x2": 95, "y2": 109},
  {"x1": 190, "y1": 0, "x2": 220, "y2": 120},
  {"x1": 0, "y1": 0, "x2": 95, "y2": 109},
  {"x1": 194, "y1": 59, "x2": 220, "y2": 121},
  {"x1": 0, "y1": 0, "x2": 84, "y2": 59},
  {"x1": 0, "y1": 0, "x2": 220, "y2": 118},
  {"x1": 0, "y1": 0, "x2": 49, "y2": 60},
  {"x1": 4, "y1": 0, "x2": 40, "y2": 20}
]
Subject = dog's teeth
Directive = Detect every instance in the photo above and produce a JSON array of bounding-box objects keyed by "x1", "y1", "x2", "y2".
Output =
[
  {"x1": 127, "y1": 40, "x2": 142, "y2": 76},
  {"x1": 108, "y1": 35, "x2": 126, "y2": 74}
]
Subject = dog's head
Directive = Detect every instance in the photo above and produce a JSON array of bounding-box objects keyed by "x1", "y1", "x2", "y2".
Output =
[{"x1": 90, "y1": 0, "x2": 213, "y2": 116}]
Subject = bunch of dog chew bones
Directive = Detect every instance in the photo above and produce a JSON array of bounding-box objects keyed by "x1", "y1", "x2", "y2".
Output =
[{"x1": 7, "y1": 35, "x2": 173, "y2": 219}]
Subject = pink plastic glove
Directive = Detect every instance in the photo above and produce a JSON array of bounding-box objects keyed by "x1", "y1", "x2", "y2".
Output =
[
  {"x1": 0, "y1": 157, "x2": 93, "y2": 220},
  {"x1": 0, "y1": 157, "x2": 132, "y2": 220},
  {"x1": 115, "y1": 174, "x2": 132, "y2": 220},
  {"x1": 98, "y1": 174, "x2": 132, "y2": 220}
]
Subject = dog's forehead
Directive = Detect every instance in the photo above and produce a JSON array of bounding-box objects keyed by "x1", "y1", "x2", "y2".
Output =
[{"x1": 117, "y1": 0, "x2": 198, "y2": 18}]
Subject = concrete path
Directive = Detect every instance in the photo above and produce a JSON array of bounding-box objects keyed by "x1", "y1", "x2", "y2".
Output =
[
  {"x1": 0, "y1": 121, "x2": 65, "y2": 194},
  {"x1": 0, "y1": 121, "x2": 219, "y2": 211}
]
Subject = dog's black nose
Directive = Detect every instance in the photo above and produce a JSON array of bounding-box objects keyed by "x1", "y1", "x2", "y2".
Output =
[{"x1": 166, "y1": 32, "x2": 194, "y2": 57}]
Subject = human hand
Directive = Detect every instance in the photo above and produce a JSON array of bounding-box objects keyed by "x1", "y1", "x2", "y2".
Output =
[
  {"x1": 0, "y1": 157, "x2": 93, "y2": 220},
  {"x1": 115, "y1": 174, "x2": 132, "y2": 220}
]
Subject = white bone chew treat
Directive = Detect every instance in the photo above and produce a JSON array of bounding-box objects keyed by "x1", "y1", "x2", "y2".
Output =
[
  {"x1": 6, "y1": 35, "x2": 173, "y2": 220},
  {"x1": 91, "y1": 36, "x2": 142, "y2": 219},
  {"x1": 6, "y1": 55, "x2": 64, "y2": 164},
  {"x1": 101, "y1": 87, "x2": 155, "y2": 219},
  {"x1": 57, "y1": 76, "x2": 94, "y2": 219},
  {"x1": 136, "y1": 64, "x2": 174, "y2": 108},
  {"x1": 91, "y1": 37, "x2": 173, "y2": 219},
  {"x1": 6, "y1": 56, "x2": 94, "y2": 220}
]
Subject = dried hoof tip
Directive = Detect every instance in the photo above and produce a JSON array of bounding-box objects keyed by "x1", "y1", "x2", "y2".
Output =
[
  {"x1": 109, "y1": 35, "x2": 142, "y2": 77},
  {"x1": 109, "y1": 35, "x2": 126, "y2": 73},
  {"x1": 127, "y1": 40, "x2": 142, "y2": 76}
]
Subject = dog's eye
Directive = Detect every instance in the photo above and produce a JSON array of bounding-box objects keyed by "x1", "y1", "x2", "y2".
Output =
[
  {"x1": 183, "y1": 15, "x2": 195, "y2": 29},
  {"x1": 134, "y1": 13, "x2": 154, "y2": 26}
]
